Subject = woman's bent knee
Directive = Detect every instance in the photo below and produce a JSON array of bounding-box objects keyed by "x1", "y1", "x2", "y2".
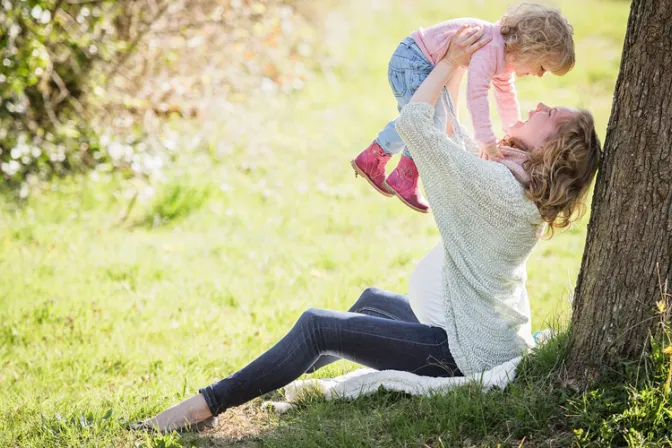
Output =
[
  {"x1": 297, "y1": 307, "x2": 329, "y2": 328},
  {"x1": 354, "y1": 287, "x2": 384, "y2": 308}
]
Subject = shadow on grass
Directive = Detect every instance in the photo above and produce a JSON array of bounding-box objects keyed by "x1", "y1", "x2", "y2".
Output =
[{"x1": 179, "y1": 401, "x2": 283, "y2": 448}]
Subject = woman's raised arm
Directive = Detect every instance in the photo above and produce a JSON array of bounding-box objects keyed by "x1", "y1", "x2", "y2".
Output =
[{"x1": 408, "y1": 25, "x2": 491, "y2": 108}]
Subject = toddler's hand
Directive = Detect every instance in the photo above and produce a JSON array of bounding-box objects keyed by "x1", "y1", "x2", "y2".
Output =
[{"x1": 479, "y1": 143, "x2": 504, "y2": 161}]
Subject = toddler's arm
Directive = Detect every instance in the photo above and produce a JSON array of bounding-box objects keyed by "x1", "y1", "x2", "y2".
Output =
[
  {"x1": 466, "y1": 49, "x2": 503, "y2": 159},
  {"x1": 492, "y1": 73, "x2": 521, "y2": 133}
]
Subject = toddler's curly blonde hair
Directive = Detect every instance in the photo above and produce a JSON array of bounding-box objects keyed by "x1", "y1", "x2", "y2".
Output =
[{"x1": 500, "y1": 3, "x2": 575, "y2": 75}]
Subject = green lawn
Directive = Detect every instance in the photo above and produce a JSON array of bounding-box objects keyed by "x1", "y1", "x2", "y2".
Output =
[{"x1": 0, "y1": 0, "x2": 631, "y2": 446}]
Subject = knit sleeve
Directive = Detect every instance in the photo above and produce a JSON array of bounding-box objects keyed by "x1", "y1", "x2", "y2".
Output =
[
  {"x1": 458, "y1": 126, "x2": 482, "y2": 156},
  {"x1": 492, "y1": 72, "x2": 521, "y2": 133},
  {"x1": 395, "y1": 103, "x2": 524, "y2": 227}
]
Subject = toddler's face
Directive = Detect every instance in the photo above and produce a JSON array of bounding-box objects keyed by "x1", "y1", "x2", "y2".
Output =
[{"x1": 511, "y1": 58, "x2": 547, "y2": 78}]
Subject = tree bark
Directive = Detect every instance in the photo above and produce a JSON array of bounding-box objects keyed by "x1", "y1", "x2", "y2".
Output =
[{"x1": 566, "y1": 0, "x2": 672, "y2": 381}]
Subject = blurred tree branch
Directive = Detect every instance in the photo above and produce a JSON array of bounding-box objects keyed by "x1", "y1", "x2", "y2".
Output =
[{"x1": 106, "y1": 0, "x2": 172, "y2": 81}]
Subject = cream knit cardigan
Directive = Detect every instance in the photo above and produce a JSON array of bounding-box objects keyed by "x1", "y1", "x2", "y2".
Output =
[{"x1": 396, "y1": 102, "x2": 543, "y2": 376}]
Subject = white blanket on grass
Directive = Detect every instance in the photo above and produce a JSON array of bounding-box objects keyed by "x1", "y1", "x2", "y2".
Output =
[{"x1": 263, "y1": 356, "x2": 522, "y2": 414}]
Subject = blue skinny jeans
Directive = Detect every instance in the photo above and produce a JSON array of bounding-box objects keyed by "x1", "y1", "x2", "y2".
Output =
[{"x1": 199, "y1": 287, "x2": 462, "y2": 415}]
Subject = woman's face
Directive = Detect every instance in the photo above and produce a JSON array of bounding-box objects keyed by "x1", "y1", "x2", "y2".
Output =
[{"x1": 508, "y1": 103, "x2": 578, "y2": 149}]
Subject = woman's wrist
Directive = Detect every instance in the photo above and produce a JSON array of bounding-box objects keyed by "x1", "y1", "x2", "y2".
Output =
[
  {"x1": 437, "y1": 58, "x2": 459, "y2": 71},
  {"x1": 436, "y1": 59, "x2": 461, "y2": 84}
]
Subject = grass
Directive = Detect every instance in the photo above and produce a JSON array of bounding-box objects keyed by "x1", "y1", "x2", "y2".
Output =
[{"x1": 0, "y1": 0, "x2": 644, "y2": 446}]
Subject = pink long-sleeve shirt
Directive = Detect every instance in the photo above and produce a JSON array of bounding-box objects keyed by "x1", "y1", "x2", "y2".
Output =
[{"x1": 411, "y1": 18, "x2": 521, "y2": 147}]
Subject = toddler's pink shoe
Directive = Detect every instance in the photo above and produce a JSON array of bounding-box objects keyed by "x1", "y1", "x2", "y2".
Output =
[
  {"x1": 351, "y1": 141, "x2": 393, "y2": 197},
  {"x1": 383, "y1": 156, "x2": 429, "y2": 213}
]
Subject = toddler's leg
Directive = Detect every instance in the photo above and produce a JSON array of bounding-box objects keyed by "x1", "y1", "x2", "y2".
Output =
[
  {"x1": 352, "y1": 38, "x2": 434, "y2": 202},
  {"x1": 350, "y1": 65, "x2": 416, "y2": 197},
  {"x1": 384, "y1": 69, "x2": 433, "y2": 213}
]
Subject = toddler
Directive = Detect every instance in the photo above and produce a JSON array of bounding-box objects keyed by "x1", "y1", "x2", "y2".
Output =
[{"x1": 351, "y1": 3, "x2": 575, "y2": 213}]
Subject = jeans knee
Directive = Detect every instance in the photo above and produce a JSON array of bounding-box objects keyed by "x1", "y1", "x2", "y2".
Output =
[
  {"x1": 297, "y1": 307, "x2": 323, "y2": 329},
  {"x1": 296, "y1": 308, "x2": 332, "y2": 350},
  {"x1": 353, "y1": 287, "x2": 383, "y2": 310}
]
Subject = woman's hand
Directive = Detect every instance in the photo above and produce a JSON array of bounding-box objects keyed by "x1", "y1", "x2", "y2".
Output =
[
  {"x1": 441, "y1": 25, "x2": 492, "y2": 69},
  {"x1": 408, "y1": 26, "x2": 490, "y2": 108}
]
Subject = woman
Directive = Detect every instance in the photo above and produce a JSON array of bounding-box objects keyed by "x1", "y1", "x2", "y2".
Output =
[{"x1": 133, "y1": 26, "x2": 601, "y2": 432}]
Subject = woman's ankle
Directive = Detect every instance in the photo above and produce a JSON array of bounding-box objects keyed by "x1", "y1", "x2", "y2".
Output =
[
  {"x1": 149, "y1": 394, "x2": 213, "y2": 430},
  {"x1": 186, "y1": 395, "x2": 213, "y2": 422}
]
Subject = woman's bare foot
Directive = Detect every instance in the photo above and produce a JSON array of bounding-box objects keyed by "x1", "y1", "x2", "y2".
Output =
[{"x1": 132, "y1": 393, "x2": 215, "y2": 433}]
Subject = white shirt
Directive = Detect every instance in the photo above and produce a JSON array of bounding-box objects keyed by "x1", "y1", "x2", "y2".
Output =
[{"x1": 408, "y1": 242, "x2": 447, "y2": 330}]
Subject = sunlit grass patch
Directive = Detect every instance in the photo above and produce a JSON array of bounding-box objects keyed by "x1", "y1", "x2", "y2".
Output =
[{"x1": 142, "y1": 182, "x2": 214, "y2": 227}]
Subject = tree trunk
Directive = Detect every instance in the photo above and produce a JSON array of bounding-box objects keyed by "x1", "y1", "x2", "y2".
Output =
[{"x1": 566, "y1": 0, "x2": 672, "y2": 381}]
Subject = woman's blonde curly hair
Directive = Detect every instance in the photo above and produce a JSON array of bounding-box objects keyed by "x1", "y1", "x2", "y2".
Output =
[
  {"x1": 500, "y1": 111, "x2": 601, "y2": 236},
  {"x1": 500, "y1": 3, "x2": 575, "y2": 75}
]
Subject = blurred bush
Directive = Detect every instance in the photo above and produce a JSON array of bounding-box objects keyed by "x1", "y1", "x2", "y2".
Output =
[{"x1": 0, "y1": 0, "x2": 321, "y2": 195}]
